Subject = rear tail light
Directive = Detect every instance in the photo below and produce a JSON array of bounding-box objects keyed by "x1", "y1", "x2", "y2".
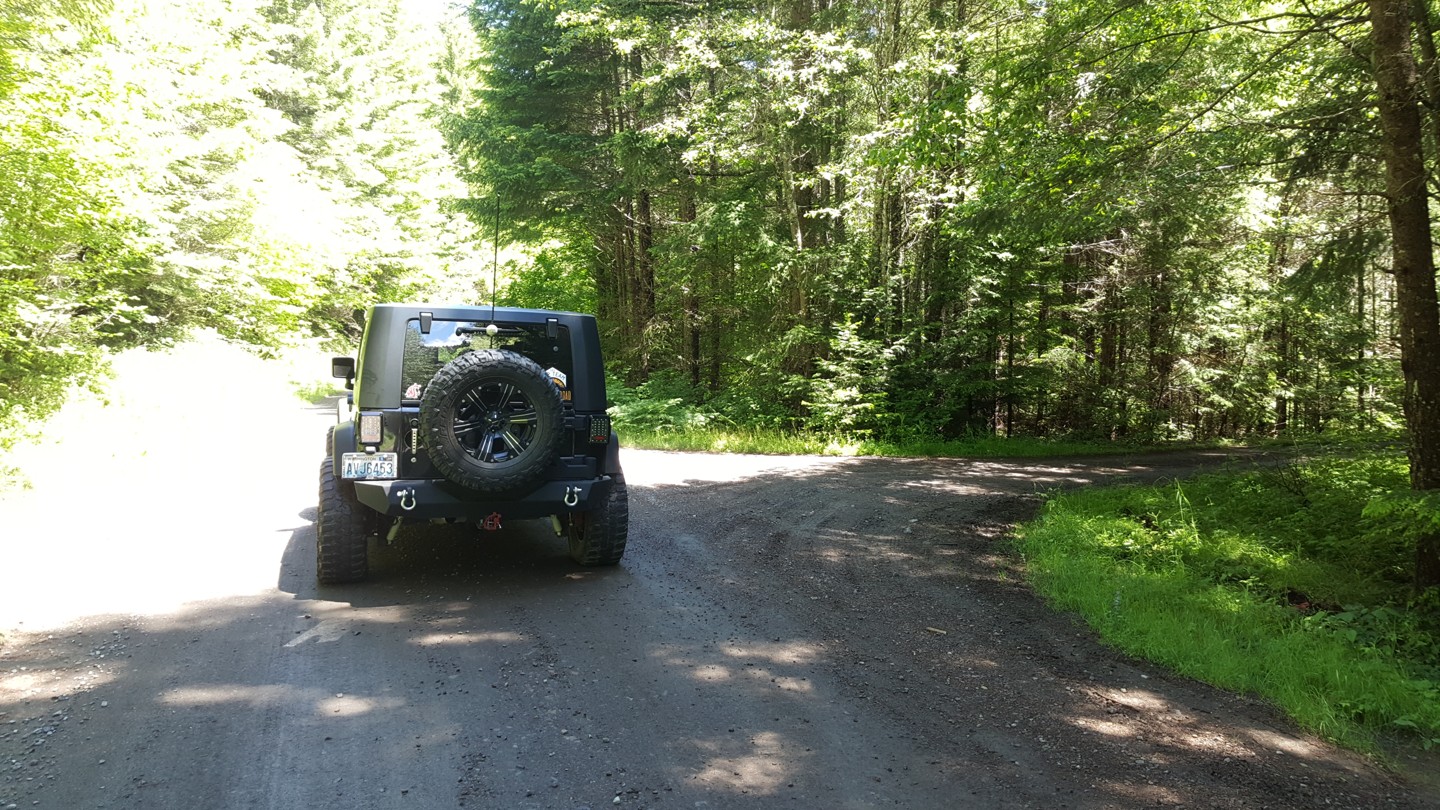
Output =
[
  {"x1": 588, "y1": 414, "x2": 611, "y2": 443},
  {"x1": 358, "y1": 413, "x2": 384, "y2": 445}
]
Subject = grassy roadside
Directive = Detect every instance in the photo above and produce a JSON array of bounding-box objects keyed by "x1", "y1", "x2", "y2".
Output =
[
  {"x1": 620, "y1": 426, "x2": 1178, "y2": 458},
  {"x1": 1015, "y1": 451, "x2": 1440, "y2": 755}
]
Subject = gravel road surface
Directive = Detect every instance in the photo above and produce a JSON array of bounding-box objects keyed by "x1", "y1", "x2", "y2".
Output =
[{"x1": 1, "y1": 348, "x2": 1435, "y2": 809}]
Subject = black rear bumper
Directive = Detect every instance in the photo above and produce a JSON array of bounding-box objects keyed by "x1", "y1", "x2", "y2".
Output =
[{"x1": 352, "y1": 476, "x2": 615, "y2": 521}]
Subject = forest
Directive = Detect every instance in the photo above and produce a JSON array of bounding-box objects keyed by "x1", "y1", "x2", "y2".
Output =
[
  {"x1": 458, "y1": 0, "x2": 1422, "y2": 446},
  {"x1": 3, "y1": 1, "x2": 1440, "y2": 584}
]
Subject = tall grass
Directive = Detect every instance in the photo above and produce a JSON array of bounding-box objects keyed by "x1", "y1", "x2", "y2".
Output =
[
  {"x1": 1017, "y1": 453, "x2": 1440, "y2": 752},
  {"x1": 619, "y1": 425, "x2": 1166, "y2": 459}
]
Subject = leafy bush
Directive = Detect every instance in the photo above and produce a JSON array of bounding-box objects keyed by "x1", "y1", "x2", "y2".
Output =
[{"x1": 606, "y1": 372, "x2": 729, "y2": 433}]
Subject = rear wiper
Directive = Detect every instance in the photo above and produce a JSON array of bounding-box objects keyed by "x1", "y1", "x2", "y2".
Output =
[{"x1": 456, "y1": 323, "x2": 524, "y2": 336}]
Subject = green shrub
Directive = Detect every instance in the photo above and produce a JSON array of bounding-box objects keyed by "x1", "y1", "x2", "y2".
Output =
[
  {"x1": 607, "y1": 372, "x2": 730, "y2": 434},
  {"x1": 1018, "y1": 450, "x2": 1440, "y2": 752}
]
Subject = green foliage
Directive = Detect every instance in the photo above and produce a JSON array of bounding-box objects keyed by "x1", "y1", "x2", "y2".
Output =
[
  {"x1": 292, "y1": 378, "x2": 342, "y2": 405},
  {"x1": 495, "y1": 239, "x2": 598, "y2": 314},
  {"x1": 1018, "y1": 451, "x2": 1440, "y2": 750},
  {"x1": 447, "y1": 0, "x2": 1408, "y2": 455},
  {"x1": 609, "y1": 374, "x2": 1166, "y2": 458},
  {"x1": 0, "y1": 0, "x2": 486, "y2": 435},
  {"x1": 1304, "y1": 605, "x2": 1440, "y2": 683},
  {"x1": 707, "y1": 369, "x2": 806, "y2": 433},
  {"x1": 255, "y1": 0, "x2": 486, "y2": 337},
  {"x1": 0, "y1": 2, "x2": 135, "y2": 441},
  {"x1": 606, "y1": 372, "x2": 728, "y2": 434},
  {"x1": 803, "y1": 319, "x2": 892, "y2": 437},
  {"x1": 1364, "y1": 490, "x2": 1440, "y2": 551}
]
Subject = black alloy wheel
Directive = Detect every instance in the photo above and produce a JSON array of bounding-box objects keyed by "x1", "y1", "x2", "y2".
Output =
[{"x1": 453, "y1": 378, "x2": 540, "y2": 463}]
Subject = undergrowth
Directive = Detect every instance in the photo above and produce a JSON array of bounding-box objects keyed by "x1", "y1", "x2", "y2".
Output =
[
  {"x1": 607, "y1": 375, "x2": 1177, "y2": 458},
  {"x1": 1017, "y1": 451, "x2": 1440, "y2": 753},
  {"x1": 618, "y1": 426, "x2": 1140, "y2": 458}
]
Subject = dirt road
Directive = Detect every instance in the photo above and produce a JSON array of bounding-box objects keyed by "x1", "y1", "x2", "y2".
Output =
[{"x1": 1, "y1": 348, "x2": 1434, "y2": 809}]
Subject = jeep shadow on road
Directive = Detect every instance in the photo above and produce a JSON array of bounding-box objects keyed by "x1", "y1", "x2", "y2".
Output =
[{"x1": 277, "y1": 503, "x2": 633, "y2": 609}]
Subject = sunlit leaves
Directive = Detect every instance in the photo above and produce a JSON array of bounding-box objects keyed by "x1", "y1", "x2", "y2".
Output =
[
  {"x1": 0, "y1": 0, "x2": 484, "y2": 439},
  {"x1": 448, "y1": 0, "x2": 1407, "y2": 443}
]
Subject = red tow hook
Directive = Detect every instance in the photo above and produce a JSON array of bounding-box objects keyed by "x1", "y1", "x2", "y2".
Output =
[{"x1": 480, "y1": 512, "x2": 503, "y2": 531}]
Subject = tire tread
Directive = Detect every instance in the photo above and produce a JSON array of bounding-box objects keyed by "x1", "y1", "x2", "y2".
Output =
[
  {"x1": 568, "y1": 477, "x2": 629, "y2": 566},
  {"x1": 317, "y1": 427, "x2": 370, "y2": 584}
]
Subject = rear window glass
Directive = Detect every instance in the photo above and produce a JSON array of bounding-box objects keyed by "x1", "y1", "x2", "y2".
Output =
[{"x1": 401, "y1": 320, "x2": 574, "y2": 402}]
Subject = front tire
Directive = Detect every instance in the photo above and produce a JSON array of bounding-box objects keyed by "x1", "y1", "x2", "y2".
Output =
[
  {"x1": 567, "y1": 476, "x2": 629, "y2": 566},
  {"x1": 318, "y1": 430, "x2": 370, "y2": 584}
]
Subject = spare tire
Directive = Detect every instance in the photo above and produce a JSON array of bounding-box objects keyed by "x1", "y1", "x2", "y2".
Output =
[{"x1": 420, "y1": 349, "x2": 565, "y2": 494}]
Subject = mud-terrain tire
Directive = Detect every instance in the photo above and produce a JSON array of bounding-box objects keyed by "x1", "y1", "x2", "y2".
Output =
[
  {"x1": 568, "y1": 476, "x2": 629, "y2": 566},
  {"x1": 317, "y1": 428, "x2": 370, "y2": 584},
  {"x1": 420, "y1": 349, "x2": 565, "y2": 495}
]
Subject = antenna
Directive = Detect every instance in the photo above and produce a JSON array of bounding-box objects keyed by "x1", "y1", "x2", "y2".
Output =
[{"x1": 490, "y1": 192, "x2": 500, "y2": 326}]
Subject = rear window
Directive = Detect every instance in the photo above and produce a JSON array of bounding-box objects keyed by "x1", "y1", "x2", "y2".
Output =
[{"x1": 400, "y1": 319, "x2": 574, "y2": 402}]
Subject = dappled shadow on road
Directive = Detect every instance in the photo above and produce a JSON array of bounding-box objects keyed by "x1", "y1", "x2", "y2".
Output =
[
  {"x1": 3, "y1": 446, "x2": 1427, "y2": 809},
  {"x1": 277, "y1": 505, "x2": 629, "y2": 609},
  {"x1": 3, "y1": 521, "x2": 897, "y2": 807},
  {"x1": 1, "y1": 593, "x2": 499, "y2": 808},
  {"x1": 615, "y1": 449, "x2": 1426, "y2": 808}
]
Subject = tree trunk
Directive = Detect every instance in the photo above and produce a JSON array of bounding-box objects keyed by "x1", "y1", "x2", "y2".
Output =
[
  {"x1": 1005, "y1": 287, "x2": 1016, "y2": 438},
  {"x1": 636, "y1": 188, "x2": 656, "y2": 378},
  {"x1": 706, "y1": 72, "x2": 724, "y2": 393},
  {"x1": 1268, "y1": 187, "x2": 1295, "y2": 435},
  {"x1": 1098, "y1": 267, "x2": 1121, "y2": 389},
  {"x1": 1409, "y1": 0, "x2": 1440, "y2": 166},
  {"x1": 1275, "y1": 314, "x2": 1291, "y2": 434},
  {"x1": 1146, "y1": 268, "x2": 1175, "y2": 427},
  {"x1": 1357, "y1": 256, "x2": 1369, "y2": 421},
  {"x1": 1369, "y1": 0, "x2": 1440, "y2": 590},
  {"x1": 679, "y1": 181, "x2": 702, "y2": 388}
]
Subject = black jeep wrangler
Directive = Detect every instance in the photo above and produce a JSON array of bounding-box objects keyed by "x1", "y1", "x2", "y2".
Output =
[{"x1": 318, "y1": 304, "x2": 627, "y2": 584}]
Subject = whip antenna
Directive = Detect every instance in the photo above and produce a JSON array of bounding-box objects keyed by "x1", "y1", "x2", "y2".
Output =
[{"x1": 491, "y1": 192, "x2": 500, "y2": 325}]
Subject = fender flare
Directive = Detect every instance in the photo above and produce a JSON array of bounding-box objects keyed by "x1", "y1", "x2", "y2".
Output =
[
  {"x1": 603, "y1": 430, "x2": 624, "y2": 477},
  {"x1": 331, "y1": 421, "x2": 356, "y2": 479}
]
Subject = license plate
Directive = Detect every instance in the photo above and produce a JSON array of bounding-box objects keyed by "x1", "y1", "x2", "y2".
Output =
[{"x1": 341, "y1": 452, "x2": 397, "y2": 480}]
